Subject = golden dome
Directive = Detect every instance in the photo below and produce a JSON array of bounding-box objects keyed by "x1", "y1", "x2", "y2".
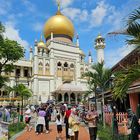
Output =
[
  {"x1": 37, "y1": 41, "x2": 46, "y2": 48},
  {"x1": 79, "y1": 49, "x2": 85, "y2": 56},
  {"x1": 43, "y1": 12, "x2": 74, "y2": 40}
]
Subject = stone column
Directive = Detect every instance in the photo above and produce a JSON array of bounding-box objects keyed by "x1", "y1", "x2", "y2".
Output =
[
  {"x1": 62, "y1": 94, "x2": 64, "y2": 103},
  {"x1": 68, "y1": 93, "x2": 71, "y2": 104},
  {"x1": 75, "y1": 93, "x2": 78, "y2": 104}
]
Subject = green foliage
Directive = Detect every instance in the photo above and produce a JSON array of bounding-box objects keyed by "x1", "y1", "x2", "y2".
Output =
[
  {"x1": 13, "y1": 84, "x2": 32, "y2": 99},
  {"x1": 8, "y1": 122, "x2": 26, "y2": 138},
  {"x1": 98, "y1": 123, "x2": 129, "y2": 140},
  {"x1": 0, "y1": 22, "x2": 24, "y2": 88},
  {"x1": 83, "y1": 62, "x2": 112, "y2": 99},
  {"x1": 113, "y1": 64, "x2": 140, "y2": 100},
  {"x1": 98, "y1": 123, "x2": 113, "y2": 140}
]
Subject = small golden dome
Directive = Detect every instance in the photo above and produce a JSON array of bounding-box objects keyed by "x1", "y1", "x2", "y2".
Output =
[
  {"x1": 37, "y1": 41, "x2": 46, "y2": 48},
  {"x1": 96, "y1": 33, "x2": 102, "y2": 39},
  {"x1": 43, "y1": 12, "x2": 74, "y2": 40},
  {"x1": 79, "y1": 49, "x2": 85, "y2": 56}
]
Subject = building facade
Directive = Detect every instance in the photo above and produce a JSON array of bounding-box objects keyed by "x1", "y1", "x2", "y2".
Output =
[{"x1": 0, "y1": 6, "x2": 105, "y2": 105}]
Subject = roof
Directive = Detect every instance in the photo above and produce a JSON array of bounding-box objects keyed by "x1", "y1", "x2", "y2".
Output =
[{"x1": 53, "y1": 83, "x2": 85, "y2": 93}]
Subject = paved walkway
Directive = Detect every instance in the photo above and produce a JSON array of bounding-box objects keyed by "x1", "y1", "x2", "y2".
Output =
[{"x1": 16, "y1": 123, "x2": 90, "y2": 140}]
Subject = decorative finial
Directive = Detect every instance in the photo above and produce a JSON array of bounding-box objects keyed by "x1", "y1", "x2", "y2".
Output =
[
  {"x1": 57, "y1": 0, "x2": 60, "y2": 11},
  {"x1": 40, "y1": 34, "x2": 43, "y2": 41}
]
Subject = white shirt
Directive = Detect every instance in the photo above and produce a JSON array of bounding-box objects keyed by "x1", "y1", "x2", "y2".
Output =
[
  {"x1": 25, "y1": 108, "x2": 31, "y2": 117},
  {"x1": 56, "y1": 119, "x2": 62, "y2": 125}
]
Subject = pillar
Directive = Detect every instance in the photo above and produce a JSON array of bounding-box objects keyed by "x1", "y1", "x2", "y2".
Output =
[
  {"x1": 68, "y1": 93, "x2": 71, "y2": 104},
  {"x1": 75, "y1": 94, "x2": 78, "y2": 105},
  {"x1": 62, "y1": 94, "x2": 64, "y2": 103}
]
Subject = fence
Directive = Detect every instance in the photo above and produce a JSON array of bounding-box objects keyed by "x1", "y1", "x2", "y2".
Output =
[{"x1": 105, "y1": 112, "x2": 128, "y2": 135}]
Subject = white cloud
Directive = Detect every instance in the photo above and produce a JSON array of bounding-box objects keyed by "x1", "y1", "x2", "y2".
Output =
[
  {"x1": 32, "y1": 22, "x2": 44, "y2": 32},
  {"x1": 0, "y1": 0, "x2": 11, "y2": 15},
  {"x1": 62, "y1": 8, "x2": 88, "y2": 22},
  {"x1": 3, "y1": 22, "x2": 30, "y2": 51},
  {"x1": 60, "y1": 0, "x2": 74, "y2": 8},
  {"x1": 22, "y1": 0, "x2": 36, "y2": 13},
  {"x1": 105, "y1": 45, "x2": 136, "y2": 67},
  {"x1": 89, "y1": 1, "x2": 108, "y2": 27}
]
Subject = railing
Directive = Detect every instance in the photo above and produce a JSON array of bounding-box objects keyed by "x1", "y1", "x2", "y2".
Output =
[{"x1": 105, "y1": 112, "x2": 128, "y2": 135}]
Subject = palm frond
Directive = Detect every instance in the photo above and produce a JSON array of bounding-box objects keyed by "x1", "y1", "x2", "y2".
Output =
[{"x1": 127, "y1": 7, "x2": 140, "y2": 25}]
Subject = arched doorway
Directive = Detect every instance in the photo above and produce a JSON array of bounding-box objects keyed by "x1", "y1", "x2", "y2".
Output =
[
  {"x1": 70, "y1": 93, "x2": 75, "y2": 104},
  {"x1": 64, "y1": 93, "x2": 69, "y2": 103},
  {"x1": 58, "y1": 94, "x2": 62, "y2": 102}
]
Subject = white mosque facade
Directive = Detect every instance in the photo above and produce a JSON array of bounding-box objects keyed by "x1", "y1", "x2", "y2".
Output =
[{"x1": 1, "y1": 7, "x2": 105, "y2": 105}]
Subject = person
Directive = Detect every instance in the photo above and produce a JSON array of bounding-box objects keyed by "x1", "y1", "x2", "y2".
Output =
[
  {"x1": 56, "y1": 114, "x2": 63, "y2": 140},
  {"x1": 69, "y1": 108, "x2": 80, "y2": 140},
  {"x1": 64, "y1": 105, "x2": 71, "y2": 140},
  {"x1": 85, "y1": 107, "x2": 98, "y2": 140},
  {"x1": 44, "y1": 103, "x2": 51, "y2": 134},
  {"x1": 36, "y1": 107, "x2": 46, "y2": 135},
  {"x1": 60, "y1": 103, "x2": 66, "y2": 119},
  {"x1": 5, "y1": 108, "x2": 10, "y2": 122},
  {"x1": 24, "y1": 105, "x2": 32, "y2": 131}
]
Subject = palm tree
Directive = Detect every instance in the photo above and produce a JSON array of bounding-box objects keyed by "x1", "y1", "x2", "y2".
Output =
[
  {"x1": 83, "y1": 62, "x2": 112, "y2": 126},
  {"x1": 83, "y1": 62, "x2": 112, "y2": 92},
  {"x1": 113, "y1": 64, "x2": 140, "y2": 100},
  {"x1": 13, "y1": 84, "x2": 32, "y2": 122},
  {"x1": 108, "y1": 7, "x2": 140, "y2": 100},
  {"x1": 108, "y1": 7, "x2": 140, "y2": 46}
]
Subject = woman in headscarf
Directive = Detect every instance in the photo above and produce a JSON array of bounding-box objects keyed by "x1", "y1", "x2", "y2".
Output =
[{"x1": 68, "y1": 108, "x2": 80, "y2": 140}]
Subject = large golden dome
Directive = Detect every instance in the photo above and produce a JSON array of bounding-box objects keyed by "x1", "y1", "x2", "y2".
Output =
[{"x1": 43, "y1": 11, "x2": 74, "y2": 40}]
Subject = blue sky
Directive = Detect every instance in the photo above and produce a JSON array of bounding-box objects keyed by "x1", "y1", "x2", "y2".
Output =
[{"x1": 0, "y1": 0, "x2": 140, "y2": 67}]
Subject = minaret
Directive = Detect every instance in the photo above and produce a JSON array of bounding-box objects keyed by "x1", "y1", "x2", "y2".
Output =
[
  {"x1": 88, "y1": 50, "x2": 92, "y2": 64},
  {"x1": 33, "y1": 39, "x2": 39, "y2": 104},
  {"x1": 76, "y1": 34, "x2": 79, "y2": 47},
  {"x1": 29, "y1": 47, "x2": 33, "y2": 61},
  {"x1": 95, "y1": 34, "x2": 105, "y2": 63}
]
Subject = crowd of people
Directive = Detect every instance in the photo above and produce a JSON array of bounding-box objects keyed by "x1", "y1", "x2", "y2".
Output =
[{"x1": 24, "y1": 103, "x2": 98, "y2": 140}]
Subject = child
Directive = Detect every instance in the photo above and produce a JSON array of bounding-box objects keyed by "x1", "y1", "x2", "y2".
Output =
[
  {"x1": 36, "y1": 108, "x2": 46, "y2": 135},
  {"x1": 56, "y1": 114, "x2": 63, "y2": 140}
]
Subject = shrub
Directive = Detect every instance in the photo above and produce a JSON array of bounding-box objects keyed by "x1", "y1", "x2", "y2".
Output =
[{"x1": 8, "y1": 122, "x2": 26, "y2": 138}]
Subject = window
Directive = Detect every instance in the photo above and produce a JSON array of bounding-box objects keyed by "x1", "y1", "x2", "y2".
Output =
[
  {"x1": 24, "y1": 69, "x2": 28, "y2": 77},
  {"x1": 16, "y1": 68, "x2": 20, "y2": 77}
]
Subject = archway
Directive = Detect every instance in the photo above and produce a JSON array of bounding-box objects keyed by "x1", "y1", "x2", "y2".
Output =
[
  {"x1": 58, "y1": 94, "x2": 62, "y2": 102},
  {"x1": 70, "y1": 93, "x2": 75, "y2": 104},
  {"x1": 64, "y1": 93, "x2": 69, "y2": 103}
]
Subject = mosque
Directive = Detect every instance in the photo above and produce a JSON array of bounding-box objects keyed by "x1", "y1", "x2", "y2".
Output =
[{"x1": 0, "y1": 3, "x2": 105, "y2": 105}]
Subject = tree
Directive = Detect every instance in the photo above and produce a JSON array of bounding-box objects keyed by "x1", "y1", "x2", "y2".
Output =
[
  {"x1": 108, "y1": 7, "x2": 140, "y2": 101},
  {"x1": 0, "y1": 22, "x2": 24, "y2": 87},
  {"x1": 113, "y1": 64, "x2": 140, "y2": 100},
  {"x1": 83, "y1": 62, "x2": 112, "y2": 106},
  {"x1": 13, "y1": 84, "x2": 32, "y2": 121}
]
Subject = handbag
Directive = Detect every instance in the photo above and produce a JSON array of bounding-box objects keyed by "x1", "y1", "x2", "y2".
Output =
[{"x1": 68, "y1": 128, "x2": 74, "y2": 136}]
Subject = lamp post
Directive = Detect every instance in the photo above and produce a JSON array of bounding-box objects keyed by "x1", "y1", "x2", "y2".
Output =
[{"x1": 110, "y1": 74, "x2": 118, "y2": 139}]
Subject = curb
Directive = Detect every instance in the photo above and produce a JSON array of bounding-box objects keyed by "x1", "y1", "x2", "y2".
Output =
[{"x1": 9, "y1": 130, "x2": 25, "y2": 140}]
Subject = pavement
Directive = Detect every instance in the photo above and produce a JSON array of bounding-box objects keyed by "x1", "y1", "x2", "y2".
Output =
[{"x1": 16, "y1": 123, "x2": 90, "y2": 140}]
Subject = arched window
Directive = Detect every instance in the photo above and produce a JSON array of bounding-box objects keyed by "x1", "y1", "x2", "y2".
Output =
[
  {"x1": 58, "y1": 94, "x2": 62, "y2": 102},
  {"x1": 63, "y1": 62, "x2": 68, "y2": 72},
  {"x1": 39, "y1": 62, "x2": 43, "y2": 75},
  {"x1": 64, "y1": 62, "x2": 68, "y2": 67},
  {"x1": 64, "y1": 93, "x2": 69, "y2": 102},
  {"x1": 70, "y1": 93, "x2": 75, "y2": 103},
  {"x1": 57, "y1": 62, "x2": 62, "y2": 67},
  {"x1": 45, "y1": 63, "x2": 50, "y2": 75},
  {"x1": 57, "y1": 62, "x2": 62, "y2": 71}
]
